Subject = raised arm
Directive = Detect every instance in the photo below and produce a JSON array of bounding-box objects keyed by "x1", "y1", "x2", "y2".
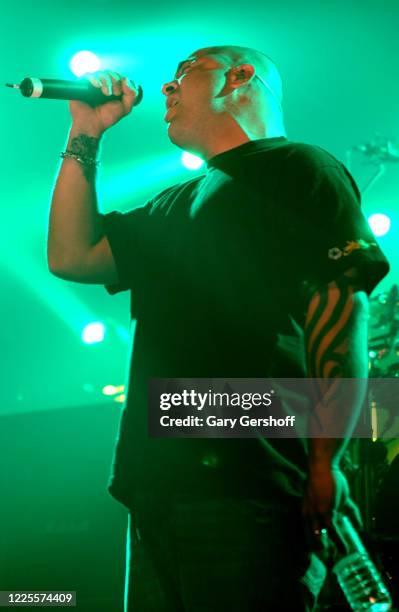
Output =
[{"x1": 47, "y1": 71, "x2": 138, "y2": 284}]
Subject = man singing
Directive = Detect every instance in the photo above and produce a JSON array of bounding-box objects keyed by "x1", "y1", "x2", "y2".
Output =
[{"x1": 48, "y1": 45, "x2": 389, "y2": 610}]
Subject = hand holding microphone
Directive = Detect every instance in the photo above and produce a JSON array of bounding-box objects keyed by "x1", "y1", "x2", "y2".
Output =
[
  {"x1": 6, "y1": 70, "x2": 143, "y2": 136},
  {"x1": 70, "y1": 71, "x2": 141, "y2": 136}
]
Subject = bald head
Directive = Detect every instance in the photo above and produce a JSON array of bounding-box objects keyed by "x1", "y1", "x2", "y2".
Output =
[
  {"x1": 162, "y1": 44, "x2": 286, "y2": 157},
  {"x1": 199, "y1": 46, "x2": 283, "y2": 102}
]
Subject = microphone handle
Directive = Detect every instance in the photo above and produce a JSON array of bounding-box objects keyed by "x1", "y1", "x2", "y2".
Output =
[{"x1": 19, "y1": 77, "x2": 143, "y2": 107}]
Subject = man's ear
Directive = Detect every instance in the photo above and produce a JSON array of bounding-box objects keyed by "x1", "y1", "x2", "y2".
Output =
[{"x1": 228, "y1": 63, "x2": 256, "y2": 88}]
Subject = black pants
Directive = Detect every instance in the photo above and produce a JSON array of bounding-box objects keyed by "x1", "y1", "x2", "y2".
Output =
[{"x1": 124, "y1": 495, "x2": 326, "y2": 612}]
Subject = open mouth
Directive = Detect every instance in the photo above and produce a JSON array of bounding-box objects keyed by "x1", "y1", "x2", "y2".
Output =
[{"x1": 165, "y1": 101, "x2": 180, "y2": 122}]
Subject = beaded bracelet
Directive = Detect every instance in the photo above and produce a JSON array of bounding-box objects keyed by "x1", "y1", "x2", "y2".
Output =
[{"x1": 60, "y1": 151, "x2": 99, "y2": 167}]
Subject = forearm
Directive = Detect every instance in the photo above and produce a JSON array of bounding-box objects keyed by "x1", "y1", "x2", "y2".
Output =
[
  {"x1": 305, "y1": 276, "x2": 369, "y2": 468},
  {"x1": 47, "y1": 124, "x2": 105, "y2": 273}
]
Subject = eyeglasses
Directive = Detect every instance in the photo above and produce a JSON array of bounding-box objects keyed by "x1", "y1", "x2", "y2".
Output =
[
  {"x1": 253, "y1": 75, "x2": 282, "y2": 109},
  {"x1": 170, "y1": 57, "x2": 281, "y2": 109},
  {"x1": 174, "y1": 57, "x2": 199, "y2": 82}
]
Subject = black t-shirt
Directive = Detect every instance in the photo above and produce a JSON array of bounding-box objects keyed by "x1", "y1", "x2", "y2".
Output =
[{"x1": 103, "y1": 137, "x2": 389, "y2": 509}]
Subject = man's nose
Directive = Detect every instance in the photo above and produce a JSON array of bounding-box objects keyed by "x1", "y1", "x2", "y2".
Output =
[{"x1": 161, "y1": 80, "x2": 178, "y2": 96}]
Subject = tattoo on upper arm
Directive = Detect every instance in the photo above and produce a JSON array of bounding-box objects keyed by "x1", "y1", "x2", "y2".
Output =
[{"x1": 304, "y1": 273, "x2": 358, "y2": 378}]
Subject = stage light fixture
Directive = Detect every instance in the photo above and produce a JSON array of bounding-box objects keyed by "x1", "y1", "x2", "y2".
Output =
[
  {"x1": 102, "y1": 385, "x2": 117, "y2": 396},
  {"x1": 102, "y1": 384, "x2": 125, "y2": 396},
  {"x1": 368, "y1": 213, "x2": 391, "y2": 237},
  {"x1": 70, "y1": 51, "x2": 101, "y2": 77},
  {"x1": 82, "y1": 322, "x2": 105, "y2": 344}
]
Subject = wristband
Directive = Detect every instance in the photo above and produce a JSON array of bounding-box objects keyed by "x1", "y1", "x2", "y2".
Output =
[{"x1": 60, "y1": 150, "x2": 99, "y2": 167}]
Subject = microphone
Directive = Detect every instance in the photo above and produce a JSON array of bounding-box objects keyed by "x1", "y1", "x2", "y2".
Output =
[{"x1": 5, "y1": 77, "x2": 143, "y2": 107}]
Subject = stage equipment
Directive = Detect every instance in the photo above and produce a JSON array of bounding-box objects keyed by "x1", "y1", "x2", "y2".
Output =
[{"x1": 346, "y1": 133, "x2": 399, "y2": 195}]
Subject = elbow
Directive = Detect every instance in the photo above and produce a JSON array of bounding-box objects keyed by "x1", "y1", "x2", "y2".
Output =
[
  {"x1": 48, "y1": 260, "x2": 71, "y2": 280},
  {"x1": 47, "y1": 252, "x2": 92, "y2": 282},
  {"x1": 47, "y1": 252, "x2": 77, "y2": 280},
  {"x1": 47, "y1": 251, "x2": 60, "y2": 277},
  {"x1": 47, "y1": 237, "x2": 81, "y2": 279},
  {"x1": 47, "y1": 241, "x2": 65, "y2": 278}
]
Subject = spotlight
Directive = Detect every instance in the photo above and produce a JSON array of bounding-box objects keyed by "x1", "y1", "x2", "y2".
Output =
[
  {"x1": 102, "y1": 385, "x2": 117, "y2": 396},
  {"x1": 102, "y1": 384, "x2": 125, "y2": 396},
  {"x1": 82, "y1": 322, "x2": 105, "y2": 344},
  {"x1": 70, "y1": 51, "x2": 101, "y2": 77},
  {"x1": 368, "y1": 213, "x2": 391, "y2": 237},
  {"x1": 181, "y1": 151, "x2": 204, "y2": 170}
]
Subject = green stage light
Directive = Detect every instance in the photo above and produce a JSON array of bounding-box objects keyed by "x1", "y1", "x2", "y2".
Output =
[
  {"x1": 82, "y1": 322, "x2": 106, "y2": 344},
  {"x1": 102, "y1": 385, "x2": 118, "y2": 396},
  {"x1": 70, "y1": 51, "x2": 101, "y2": 77},
  {"x1": 181, "y1": 151, "x2": 204, "y2": 170},
  {"x1": 0, "y1": 230, "x2": 98, "y2": 337},
  {"x1": 102, "y1": 384, "x2": 124, "y2": 396},
  {"x1": 368, "y1": 213, "x2": 391, "y2": 237},
  {"x1": 101, "y1": 153, "x2": 191, "y2": 207}
]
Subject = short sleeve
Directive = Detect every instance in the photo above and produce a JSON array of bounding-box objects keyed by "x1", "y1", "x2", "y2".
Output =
[
  {"x1": 285, "y1": 154, "x2": 390, "y2": 298},
  {"x1": 101, "y1": 201, "x2": 153, "y2": 295}
]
